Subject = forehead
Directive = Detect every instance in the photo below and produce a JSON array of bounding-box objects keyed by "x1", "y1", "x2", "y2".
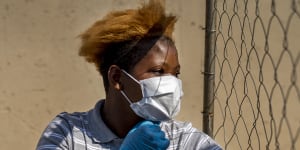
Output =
[
  {"x1": 133, "y1": 38, "x2": 179, "y2": 70},
  {"x1": 147, "y1": 39, "x2": 178, "y2": 58}
]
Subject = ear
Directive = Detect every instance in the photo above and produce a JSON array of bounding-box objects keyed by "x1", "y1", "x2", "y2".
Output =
[{"x1": 108, "y1": 65, "x2": 122, "y2": 90}]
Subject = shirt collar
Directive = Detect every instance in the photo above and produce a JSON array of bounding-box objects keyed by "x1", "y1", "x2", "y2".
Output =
[{"x1": 87, "y1": 100, "x2": 119, "y2": 143}]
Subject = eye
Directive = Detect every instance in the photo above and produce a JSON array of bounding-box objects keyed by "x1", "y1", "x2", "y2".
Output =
[{"x1": 151, "y1": 68, "x2": 164, "y2": 76}]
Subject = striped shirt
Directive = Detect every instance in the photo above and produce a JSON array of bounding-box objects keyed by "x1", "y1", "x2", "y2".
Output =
[{"x1": 37, "y1": 100, "x2": 222, "y2": 150}]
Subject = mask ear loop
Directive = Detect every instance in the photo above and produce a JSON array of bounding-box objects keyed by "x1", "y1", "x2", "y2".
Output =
[
  {"x1": 120, "y1": 90, "x2": 133, "y2": 105},
  {"x1": 121, "y1": 69, "x2": 140, "y2": 83},
  {"x1": 120, "y1": 69, "x2": 141, "y2": 104}
]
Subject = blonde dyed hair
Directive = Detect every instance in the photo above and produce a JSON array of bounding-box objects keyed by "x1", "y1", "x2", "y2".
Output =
[{"x1": 79, "y1": 0, "x2": 177, "y2": 64}]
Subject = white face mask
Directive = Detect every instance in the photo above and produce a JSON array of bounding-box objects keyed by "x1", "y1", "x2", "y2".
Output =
[{"x1": 120, "y1": 70, "x2": 184, "y2": 121}]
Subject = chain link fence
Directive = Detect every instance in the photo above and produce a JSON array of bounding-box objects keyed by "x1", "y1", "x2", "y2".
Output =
[{"x1": 203, "y1": 0, "x2": 300, "y2": 149}]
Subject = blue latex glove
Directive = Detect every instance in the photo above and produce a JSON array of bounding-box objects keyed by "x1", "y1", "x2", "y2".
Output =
[{"x1": 120, "y1": 121, "x2": 170, "y2": 150}]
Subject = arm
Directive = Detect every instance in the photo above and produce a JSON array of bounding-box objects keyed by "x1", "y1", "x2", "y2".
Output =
[
  {"x1": 36, "y1": 114, "x2": 72, "y2": 150},
  {"x1": 182, "y1": 128, "x2": 222, "y2": 150},
  {"x1": 161, "y1": 121, "x2": 222, "y2": 150}
]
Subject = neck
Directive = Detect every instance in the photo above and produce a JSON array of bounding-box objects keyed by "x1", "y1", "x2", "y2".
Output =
[{"x1": 101, "y1": 92, "x2": 141, "y2": 138}]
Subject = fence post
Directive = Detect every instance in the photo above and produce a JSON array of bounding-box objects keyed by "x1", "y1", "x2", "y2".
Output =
[{"x1": 202, "y1": 0, "x2": 216, "y2": 138}]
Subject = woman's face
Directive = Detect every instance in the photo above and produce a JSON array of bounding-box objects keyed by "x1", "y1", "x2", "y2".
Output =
[
  {"x1": 118, "y1": 38, "x2": 181, "y2": 103},
  {"x1": 131, "y1": 39, "x2": 181, "y2": 80}
]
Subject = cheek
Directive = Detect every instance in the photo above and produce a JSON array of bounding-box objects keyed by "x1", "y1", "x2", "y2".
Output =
[
  {"x1": 137, "y1": 72, "x2": 157, "y2": 80},
  {"x1": 132, "y1": 69, "x2": 156, "y2": 80},
  {"x1": 131, "y1": 65, "x2": 150, "y2": 80}
]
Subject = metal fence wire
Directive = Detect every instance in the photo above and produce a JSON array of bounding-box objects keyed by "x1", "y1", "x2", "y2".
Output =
[{"x1": 202, "y1": 0, "x2": 300, "y2": 149}]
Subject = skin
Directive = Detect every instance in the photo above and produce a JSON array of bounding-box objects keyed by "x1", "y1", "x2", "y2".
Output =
[{"x1": 101, "y1": 38, "x2": 181, "y2": 138}]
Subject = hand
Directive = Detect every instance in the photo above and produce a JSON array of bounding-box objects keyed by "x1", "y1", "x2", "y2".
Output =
[{"x1": 120, "y1": 121, "x2": 170, "y2": 150}]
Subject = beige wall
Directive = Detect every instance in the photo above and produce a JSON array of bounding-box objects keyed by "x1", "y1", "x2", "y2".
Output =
[{"x1": 0, "y1": 0, "x2": 207, "y2": 149}]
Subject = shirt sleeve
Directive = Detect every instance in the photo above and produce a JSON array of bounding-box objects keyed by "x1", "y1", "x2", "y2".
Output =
[
  {"x1": 183, "y1": 127, "x2": 222, "y2": 150},
  {"x1": 161, "y1": 121, "x2": 223, "y2": 150},
  {"x1": 36, "y1": 113, "x2": 72, "y2": 150}
]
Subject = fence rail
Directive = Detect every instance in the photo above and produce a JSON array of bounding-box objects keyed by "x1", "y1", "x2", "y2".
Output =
[{"x1": 203, "y1": 0, "x2": 300, "y2": 149}]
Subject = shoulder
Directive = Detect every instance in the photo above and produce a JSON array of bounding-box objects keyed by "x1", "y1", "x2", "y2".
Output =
[
  {"x1": 39, "y1": 111, "x2": 89, "y2": 139},
  {"x1": 36, "y1": 111, "x2": 90, "y2": 150},
  {"x1": 56, "y1": 111, "x2": 89, "y2": 127}
]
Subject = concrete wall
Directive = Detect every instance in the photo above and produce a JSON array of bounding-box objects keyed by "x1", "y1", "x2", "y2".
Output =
[
  {"x1": 0, "y1": 0, "x2": 206, "y2": 149},
  {"x1": 2, "y1": 0, "x2": 298, "y2": 149}
]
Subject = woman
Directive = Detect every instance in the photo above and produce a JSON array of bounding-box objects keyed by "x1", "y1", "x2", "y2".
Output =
[{"x1": 37, "y1": 0, "x2": 222, "y2": 149}]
